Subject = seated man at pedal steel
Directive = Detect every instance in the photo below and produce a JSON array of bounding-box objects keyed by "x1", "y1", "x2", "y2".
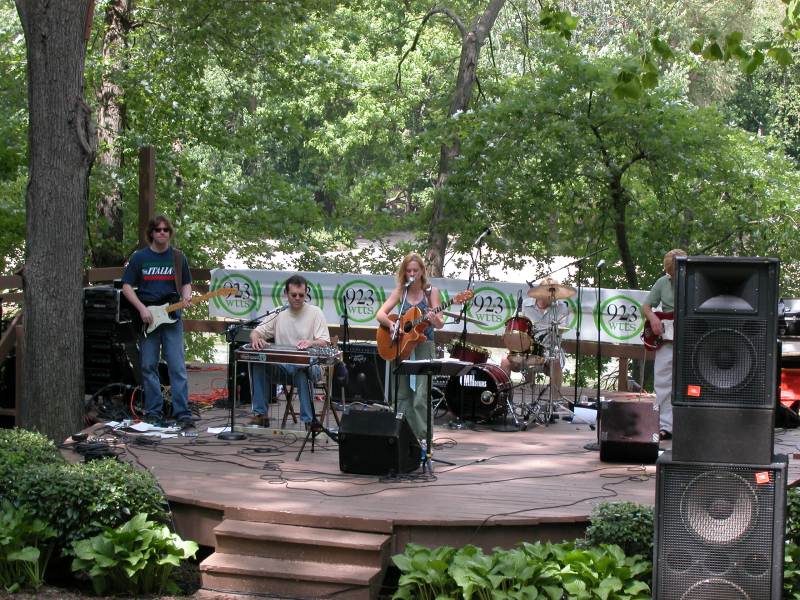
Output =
[
  {"x1": 248, "y1": 274, "x2": 330, "y2": 428},
  {"x1": 500, "y1": 277, "x2": 569, "y2": 396}
]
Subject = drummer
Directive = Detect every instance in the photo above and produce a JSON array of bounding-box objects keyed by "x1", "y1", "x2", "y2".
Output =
[{"x1": 500, "y1": 276, "x2": 569, "y2": 395}]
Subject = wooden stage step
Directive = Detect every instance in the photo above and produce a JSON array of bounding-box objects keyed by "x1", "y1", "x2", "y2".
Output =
[
  {"x1": 214, "y1": 519, "x2": 391, "y2": 566},
  {"x1": 200, "y1": 518, "x2": 390, "y2": 599}
]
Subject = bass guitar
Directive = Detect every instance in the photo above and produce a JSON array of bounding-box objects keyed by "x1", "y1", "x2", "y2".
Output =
[
  {"x1": 138, "y1": 287, "x2": 236, "y2": 337},
  {"x1": 641, "y1": 311, "x2": 673, "y2": 350},
  {"x1": 376, "y1": 290, "x2": 473, "y2": 361}
]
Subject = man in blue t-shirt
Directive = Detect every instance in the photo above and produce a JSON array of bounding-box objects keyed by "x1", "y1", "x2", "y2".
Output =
[{"x1": 122, "y1": 215, "x2": 193, "y2": 428}]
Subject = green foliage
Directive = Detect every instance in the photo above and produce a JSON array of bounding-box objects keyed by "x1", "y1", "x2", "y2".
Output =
[
  {"x1": 71, "y1": 512, "x2": 198, "y2": 596},
  {"x1": 582, "y1": 502, "x2": 655, "y2": 559},
  {"x1": 0, "y1": 500, "x2": 57, "y2": 593},
  {"x1": 787, "y1": 486, "x2": 800, "y2": 545},
  {"x1": 785, "y1": 542, "x2": 800, "y2": 600},
  {"x1": 0, "y1": 428, "x2": 63, "y2": 478},
  {"x1": 0, "y1": 450, "x2": 170, "y2": 556},
  {"x1": 392, "y1": 541, "x2": 651, "y2": 600}
]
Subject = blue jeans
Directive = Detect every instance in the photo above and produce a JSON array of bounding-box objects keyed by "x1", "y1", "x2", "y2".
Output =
[
  {"x1": 139, "y1": 319, "x2": 190, "y2": 421},
  {"x1": 250, "y1": 363, "x2": 321, "y2": 423}
]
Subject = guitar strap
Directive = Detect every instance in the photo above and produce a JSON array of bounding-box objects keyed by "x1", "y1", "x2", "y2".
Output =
[{"x1": 172, "y1": 247, "x2": 184, "y2": 295}]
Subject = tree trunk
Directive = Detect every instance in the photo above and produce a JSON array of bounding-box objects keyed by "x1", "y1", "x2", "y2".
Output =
[
  {"x1": 609, "y1": 173, "x2": 639, "y2": 289},
  {"x1": 425, "y1": 0, "x2": 506, "y2": 277},
  {"x1": 92, "y1": 0, "x2": 129, "y2": 267},
  {"x1": 15, "y1": 1, "x2": 94, "y2": 442}
]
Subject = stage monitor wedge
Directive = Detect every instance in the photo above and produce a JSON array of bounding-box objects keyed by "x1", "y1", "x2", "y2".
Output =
[
  {"x1": 338, "y1": 409, "x2": 420, "y2": 476},
  {"x1": 673, "y1": 256, "x2": 779, "y2": 410},
  {"x1": 653, "y1": 452, "x2": 787, "y2": 600}
]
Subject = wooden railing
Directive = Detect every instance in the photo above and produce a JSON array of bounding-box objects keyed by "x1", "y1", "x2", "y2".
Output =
[{"x1": 0, "y1": 268, "x2": 653, "y2": 424}]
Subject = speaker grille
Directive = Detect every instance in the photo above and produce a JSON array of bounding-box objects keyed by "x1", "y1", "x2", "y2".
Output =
[
  {"x1": 676, "y1": 318, "x2": 768, "y2": 408},
  {"x1": 655, "y1": 457, "x2": 785, "y2": 600}
]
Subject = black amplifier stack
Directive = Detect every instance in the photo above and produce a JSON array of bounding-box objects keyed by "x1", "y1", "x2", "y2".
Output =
[
  {"x1": 653, "y1": 257, "x2": 787, "y2": 600},
  {"x1": 83, "y1": 284, "x2": 138, "y2": 394}
]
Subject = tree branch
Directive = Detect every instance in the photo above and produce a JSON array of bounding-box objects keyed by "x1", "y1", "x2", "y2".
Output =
[{"x1": 396, "y1": 7, "x2": 467, "y2": 90}]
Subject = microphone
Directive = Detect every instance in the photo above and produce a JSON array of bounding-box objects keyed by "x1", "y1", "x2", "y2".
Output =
[
  {"x1": 472, "y1": 227, "x2": 492, "y2": 247},
  {"x1": 270, "y1": 304, "x2": 289, "y2": 315},
  {"x1": 596, "y1": 259, "x2": 606, "y2": 269},
  {"x1": 404, "y1": 276, "x2": 415, "y2": 288}
]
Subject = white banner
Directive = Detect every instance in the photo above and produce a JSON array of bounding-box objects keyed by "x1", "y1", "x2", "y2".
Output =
[{"x1": 209, "y1": 269, "x2": 651, "y2": 345}]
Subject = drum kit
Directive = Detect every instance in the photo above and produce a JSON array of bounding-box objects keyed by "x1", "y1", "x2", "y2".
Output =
[{"x1": 440, "y1": 279, "x2": 578, "y2": 430}]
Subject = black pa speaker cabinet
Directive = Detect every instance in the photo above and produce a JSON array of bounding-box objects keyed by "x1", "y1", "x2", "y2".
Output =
[
  {"x1": 672, "y1": 405, "x2": 775, "y2": 465},
  {"x1": 83, "y1": 318, "x2": 138, "y2": 394},
  {"x1": 338, "y1": 410, "x2": 421, "y2": 475},
  {"x1": 598, "y1": 400, "x2": 659, "y2": 464},
  {"x1": 673, "y1": 256, "x2": 779, "y2": 410},
  {"x1": 653, "y1": 452, "x2": 787, "y2": 600},
  {"x1": 332, "y1": 342, "x2": 386, "y2": 404}
]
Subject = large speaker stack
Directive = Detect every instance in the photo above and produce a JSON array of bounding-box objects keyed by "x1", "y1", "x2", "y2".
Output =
[
  {"x1": 83, "y1": 284, "x2": 138, "y2": 394},
  {"x1": 653, "y1": 257, "x2": 788, "y2": 600}
]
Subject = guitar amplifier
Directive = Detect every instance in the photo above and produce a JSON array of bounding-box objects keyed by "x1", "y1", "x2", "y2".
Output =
[
  {"x1": 599, "y1": 399, "x2": 660, "y2": 464},
  {"x1": 84, "y1": 285, "x2": 133, "y2": 323}
]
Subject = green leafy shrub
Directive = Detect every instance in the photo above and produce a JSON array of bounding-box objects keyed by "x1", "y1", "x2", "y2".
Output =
[
  {"x1": 71, "y1": 513, "x2": 198, "y2": 596},
  {"x1": 582, "y1": 501, "x2": 654, "y2": 558},
  {"x1": 0, "y1": 428, "x2": 63, "y2": 478},
  {"x1": 786, "y1": 486, "x2": 800, "y2": 545},
  {"x1": 392, "y1": 544, "x2": 458, "y2": 598},
  {"x1": 0, "y1": 500, "x2": 57, "y2": 592},
  {"x1": 785, "y1": 542, "x2": 800, "y2": 600},
  {"x1": 392, "y1": 541, "x2": 651, "y2": 599},
  {"x1": 3, "y1": 458, "x2": 169, "y2": 555}
]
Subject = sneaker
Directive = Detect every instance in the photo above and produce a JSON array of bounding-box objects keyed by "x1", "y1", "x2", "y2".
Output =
[
  {"x1": 143, "y1": 415, "x2": 162, "y2": 427},
  {"x1": 248, "y1": 414, "x2": 270, "y2": 427},
  {"x1": 176, "y1": 416, "x2": 195, "y2": 429}
]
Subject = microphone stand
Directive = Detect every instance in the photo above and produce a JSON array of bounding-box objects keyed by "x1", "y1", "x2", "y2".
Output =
[
  {"x1": 338, "y1": 309, "x2": 350, "y2": 411},
  {"x1": 449, "y1": 246, "x2": 478, "y2": 430},
  {"x1": 392, "y1": 282, "x2": 413, "y2": 415},
  {"x1": 584, "y1": 261, "x2": 604, "y2": 451},
  {"x1": 219, "y1": 307, "x2": 282, "y2": 441},
  {"x1": 573, "y1": 258, "x2": 585, "y2": 413}
]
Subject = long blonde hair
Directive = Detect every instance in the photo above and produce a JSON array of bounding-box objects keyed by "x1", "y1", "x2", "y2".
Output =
[{"x1": 396, "y1": 252, "x2": 429, "y2": 291}]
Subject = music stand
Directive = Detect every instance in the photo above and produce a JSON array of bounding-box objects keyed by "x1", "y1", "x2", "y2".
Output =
[{"x1": 397, "y1": 359, "x2": 471, "y2": 474}]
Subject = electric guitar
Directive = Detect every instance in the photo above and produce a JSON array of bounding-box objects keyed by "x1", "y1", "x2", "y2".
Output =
[
  {"x1": 641, "y1": 311, "x2": 674, "y2": 350},
  {"x1": 137, "y1": 287, "x2": 236, "y2": 337},
  {"x1": 376, "y1": 290, "x2": 474, "y2": 361}
]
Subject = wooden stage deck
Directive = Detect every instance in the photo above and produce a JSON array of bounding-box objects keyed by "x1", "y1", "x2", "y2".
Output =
[{"x1": 90, "y1": 365, "x2": 800, "y2": 599}]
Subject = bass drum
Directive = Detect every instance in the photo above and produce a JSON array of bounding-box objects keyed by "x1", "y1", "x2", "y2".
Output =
[{"x1": 445, "y1": 363, "x2": 511, "y2": 421}]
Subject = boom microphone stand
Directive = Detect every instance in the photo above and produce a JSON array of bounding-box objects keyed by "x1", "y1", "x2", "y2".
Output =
[
  {"x1": 584, "y1": 258, "x2": 605, "y2": 451},
  {"x1": 449, "y1": 230, "x2": 489, "y2": 429}
]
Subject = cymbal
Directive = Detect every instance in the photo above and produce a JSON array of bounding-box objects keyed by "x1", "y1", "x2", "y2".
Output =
[{"x1": 527, "y1": 283, "x2": 577, "y2": 300}]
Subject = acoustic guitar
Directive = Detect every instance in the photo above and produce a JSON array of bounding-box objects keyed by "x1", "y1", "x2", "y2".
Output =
[
  {"x1": 376, "y1": 290, "x2": 473, "y2": 361},
  {"x1": 641, "y1": 311, "x2": 674, "y2": 350},
  {"x1": 137, "y1": 287, "x2": 236, "y2": 337}
]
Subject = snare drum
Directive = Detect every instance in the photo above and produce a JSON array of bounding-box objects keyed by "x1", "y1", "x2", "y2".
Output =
[
  {"x1": 445, "y1": 364, "x2": 511, "y2": 421},
  {"x1": 503, "y1": 316, "x2": 533, "y2": 352},
  {"x1": 448, "y1": 341, "x2": 490, "y2": 364}
]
